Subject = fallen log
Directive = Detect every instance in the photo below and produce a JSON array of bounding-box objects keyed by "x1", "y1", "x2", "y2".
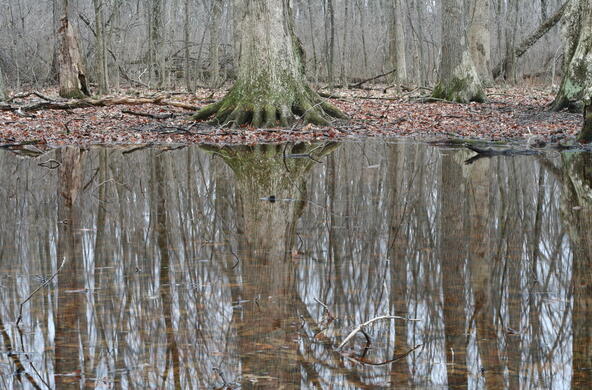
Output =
[{"x1": 0, "y1": 96, "x2": 199, "y2": 113}]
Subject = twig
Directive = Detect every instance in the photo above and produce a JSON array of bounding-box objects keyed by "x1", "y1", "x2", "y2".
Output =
[
  {"x1": 122, "y1": 109, "x2": 174, "y2": 120},
  {"x1": 338, "y1": 315, "x2": 420, "y2": 350},
  {"x1": 348, "y1": 344, "x2": 423, "y2": 366},
  {"x1": 16, "y1": 258, "x2": 67, "y2": 326}
]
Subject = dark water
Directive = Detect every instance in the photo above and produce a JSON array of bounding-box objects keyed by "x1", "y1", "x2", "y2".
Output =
[{"x1": 0, "y1": 140, "x2": 590, "y2": 389}]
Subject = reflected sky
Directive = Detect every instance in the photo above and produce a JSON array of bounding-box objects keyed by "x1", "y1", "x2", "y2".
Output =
[{"x1": 0, "y1": 140, "x2": 590, "y2": 389}]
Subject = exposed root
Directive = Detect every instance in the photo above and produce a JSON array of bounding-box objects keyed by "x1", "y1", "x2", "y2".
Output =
[{"x1": 191, "y1": 88, "x2": 347, "y2": 128}]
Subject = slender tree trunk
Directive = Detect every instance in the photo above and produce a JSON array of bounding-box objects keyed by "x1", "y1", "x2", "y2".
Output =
[
  {"x1": 551, "y1": 0, "x2": 592, "y2": 142},
  {"x1": 326, "y1": 0, "x2": 336, "y2": 84},
  {"x1": 433, "y1": 0, "x2": 484, "y2": 102},
  {"x1": 340, "y1": 0, "x2": 350, "y2": 86},
  {"x1": 209, "y1": 0, "x2": 222, "y2": 87},
  {"x1": 0, "y1": 66, "x2": 6, "y2": 101},
  {"x1": 183, "y1": 0, "x2": 192, "y2": 91},
  {"x1": 92, "y1": 0, "x2": 108, "y2": 94},
  {"x1": 504, "y1": 0, "x2": 519, "y2": 83},
  {"x1": 149, "y1": 0, "x2": 163, "y2": 88},
  {"x1": 57, "y1": 0, "x2": 90, "y2": 98},
  {"x1": 193, "y1": 0, "x2": 346, "y2": 128},
  {"x1": 307, "y1": 0, "x2": 319, "y2": 82},
  {"x1": 468, "y1": 0, "x2": 491, "y2": 83}
]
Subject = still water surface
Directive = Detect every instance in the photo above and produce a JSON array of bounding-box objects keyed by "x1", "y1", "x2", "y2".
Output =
[{"x1": 0, "y1": 140, "x2": 590, "y2": 389}]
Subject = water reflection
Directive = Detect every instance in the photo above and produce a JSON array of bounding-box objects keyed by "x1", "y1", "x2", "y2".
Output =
[{"x1": 0, "y1": 141, "x2": 590, "y2": 389}]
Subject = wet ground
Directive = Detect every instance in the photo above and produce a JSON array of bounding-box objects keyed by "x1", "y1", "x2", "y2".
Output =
[{"x1": 0, "y1": 139, "x2": 591, "y2": 389}]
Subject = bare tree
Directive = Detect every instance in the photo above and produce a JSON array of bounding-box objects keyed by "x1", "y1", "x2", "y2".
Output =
[
  {"x1": 552, "y1": 0, "x2": 592, "y2": 141},
  {"x1": 56, "y1": 0, "x2": 90, "y2": 98},
  {"x1": 433, "y1": 0, "x2": 484, "y2": 102},
  {"x1": 192, "y1": 0, "x2": 346, "y2": 128}
]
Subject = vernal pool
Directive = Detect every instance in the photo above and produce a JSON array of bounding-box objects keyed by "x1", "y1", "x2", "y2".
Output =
[{"x1": 0, "y1": 140, "x2": 590, "y2": 389}]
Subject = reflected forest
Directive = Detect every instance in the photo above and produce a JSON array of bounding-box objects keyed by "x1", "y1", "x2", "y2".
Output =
[{"x1": 0, "y1": 142, "x2": 591, "y2": 389}]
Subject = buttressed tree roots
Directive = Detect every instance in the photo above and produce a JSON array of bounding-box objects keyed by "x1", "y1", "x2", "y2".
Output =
[{"x1": 191, "y1": 0, "x2": 346, "y2": 128}]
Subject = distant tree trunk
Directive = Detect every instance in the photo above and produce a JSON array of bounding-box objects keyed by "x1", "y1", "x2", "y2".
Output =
[
  {"x1": 192, "y1": 0, "x2": 346, "y2": 128},
  {"x1": 209, "y1": 0, "x2": 222, "y2": 87},
  {"x1": 326, "y1": 0, "x2": 336, "y2": 84},
  {"x1": 183, "y1": 0, "x2": 192, "y2": 91},
  {"x1": 504, "y1": 0, "x2": 519, "y2": 83},
  {"x1": 339, "y1": 0, "x2": 350, "y2": 87},
  {"x1": 92, "y1": 0, "x2": 108, "y2": 94},
  {"x1": 148, "y1": 0, "x2": 164, "y2": 88},
  {"x1": 57, "y1": 0, "x2": 90, "y2": 99},
  {"x1": 468, "y1": 0, "x2": 491, "y2": 84},
  {"x1": 0, "y1": 66, "x2": 6, "y2": 101},
  {"x1": 388, "y1": 0, "x2": 408, "y2": 84},
  {"x1": 433, "y1": 0, "x2": 484, "y2": 102},
  {"x1": 551, "y1": 0, "x2": 592, "y2": 142}
]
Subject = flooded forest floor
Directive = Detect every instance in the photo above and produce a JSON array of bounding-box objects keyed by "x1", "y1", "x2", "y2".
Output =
[{"x1": 0, "y1": 85, "x2": 582, "y2": 149}]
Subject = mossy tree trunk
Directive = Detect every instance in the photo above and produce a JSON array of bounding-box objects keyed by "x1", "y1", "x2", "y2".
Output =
[
  {"x1": 57, "y1": 0, "x2": 90, "y2": 99},
  {"x1": 551, "y1": 0, "x2": 592, "y2": 142},
  {"x1": 433, "y1": 0, "x2": 484, "y2": 103},
  {"x1": 193, "y1": 0, "x2": 347, "y2": 128}
]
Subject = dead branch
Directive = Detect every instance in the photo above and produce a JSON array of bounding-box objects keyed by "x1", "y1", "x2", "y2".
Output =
[
  {"x1": 7, "y1": 91, "x2": 55, "y2": 103},
  {"x1": 16, "y1": 258, "x2": 67, "y2": 326},
  {"x1": 338, "y1": 315, "x2": 420, "y2": 350},
  {"x1": 122, "y1": 109, "x2": 174, "y2": 119},
  {"x1": 0, "y1": 96, "x2": 200, "y2": 113},
  {"x1": 351, "y1": 68, "x2": 397, "y2": 88},
  {"x1": 347, "y1": 344, "x2": 423, "y2": 366}
]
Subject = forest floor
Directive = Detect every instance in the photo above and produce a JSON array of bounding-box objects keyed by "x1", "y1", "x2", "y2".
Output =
[{"x1": 0, "y1": 85, "x2": 582, "y2": 151}]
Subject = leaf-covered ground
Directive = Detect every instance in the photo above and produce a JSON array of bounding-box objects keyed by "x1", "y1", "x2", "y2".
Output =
[{"x1": 0, "y1": 86, "x2": 582, "y2": 148}]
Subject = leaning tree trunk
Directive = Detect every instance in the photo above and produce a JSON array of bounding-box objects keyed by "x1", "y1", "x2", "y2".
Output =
[
  {"x1": 57, "y1": 0, "x2": 90, "y2": 99},
  {"x1": 551, "y1": 0, "x2": 592, "y2": 142},
  {"x1": 192, "y1": 0, "x2": 346, "y2": 128},
  {"x1": 432, "y1": 0, "x2": 484, "y2": 103}
]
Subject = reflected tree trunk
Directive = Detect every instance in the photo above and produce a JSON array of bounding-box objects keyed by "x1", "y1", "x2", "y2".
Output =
[
  {"x1": 153, "y1": 152, "x2": 182, "y2": 389},
  {"x1": 207, "y1": 143, "x2": 337, "y2": 389},
  {"x1": 466, "y1": 159, "x2": 504, "y2": 387},
  {"x1": 561, "y1": 153, "x2": 592, "y2": 387},
  {"x1": 54, "y1": 147, "x2": 86, "y2": 388},
  {"x1": 440, "y1": 151, "x2": 468, "y2": 388}
]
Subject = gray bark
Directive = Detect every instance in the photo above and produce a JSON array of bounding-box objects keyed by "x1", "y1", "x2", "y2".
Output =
[
  {"x1": 209, "y1": 0, "x2": 222, "y2": 87},
  {"x1": 468, "y1": 0, "x2": 491, "y2": 83},
  {"x1": 388, "y1": 0, "x2": 408, "y2": 84},
  {"x1": 92, "y1": 0, "x2": 108, "y2": 94},
  {"x1": 0, "y1": 66, "x2": 6, "y2": 101},
  {"x1": 433, "y1": 0, "x2": 484, "y2": 102},
  {"x1": 57, "y1": 0, "x2": 90, "y2": 99}
]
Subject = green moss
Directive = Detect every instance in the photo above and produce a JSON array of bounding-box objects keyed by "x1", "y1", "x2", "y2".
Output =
[
  {"x1": 578, "y1": 103, "x2": 592, "y2": 143},
  {"x1": 433, "y1": 76, "x2": 483, "y2": 103},
  {"x1": 59, "y1": 89, "x2": 86, "y2": 99}
]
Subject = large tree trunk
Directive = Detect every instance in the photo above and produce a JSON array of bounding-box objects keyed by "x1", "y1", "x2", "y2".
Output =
[
  {"x1": 433, "y1": 0, "x2": 484, "y2": 103},
  {"x1": 388, "y1": 0, "x2": 408, "y2": 84},
  {"x1": 468, "y1": 0, "x2": 491, "y2": 84},
  {"x1": 193, "y1": 0, "x2": 346, "y2": 128},
  {"x1": 552, "y1": 0, "x2": 592, "y2": 142},
  {"x1": 503, "y1": 0, "x2": 519, "y2": 83},
  {"x1": 57, "y1": 0, "x2": 90, "y2": 99}
]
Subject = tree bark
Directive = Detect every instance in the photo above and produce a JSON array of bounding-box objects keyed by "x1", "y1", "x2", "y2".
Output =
[
  {"x1": 148, "y1": 0, "x2": 164, "y2": 88},
  {"x1": 92, "y1": 0, "x2": 108, "y2": 94},
  {"x1": 551, "y1": 0, "x2": 592, "y2": 142},
  {"x1": 57, "y1": 0, "x2": 90, "y2": 99},
  {"x1": 388, "y1": 0, "x2": 408, "y2": 84},
  {"x1": 192, "y1": 0, "x2": 346, "y2": 128},
  {"x1": 209, "y1": 0, "x2": 222, "y2": 87},
  {"x1": 468, "y1": 0, "x2": 491, "y2": 83},
  {"x1": 503, "y1": 0, "x2": 519, "y2": 83},
  {"x1": 433, "y1": 0, "x2": 484, "y2": 103},
  {"x1": 0, "y1": 66, "x2": 6, "y2": 101}
]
